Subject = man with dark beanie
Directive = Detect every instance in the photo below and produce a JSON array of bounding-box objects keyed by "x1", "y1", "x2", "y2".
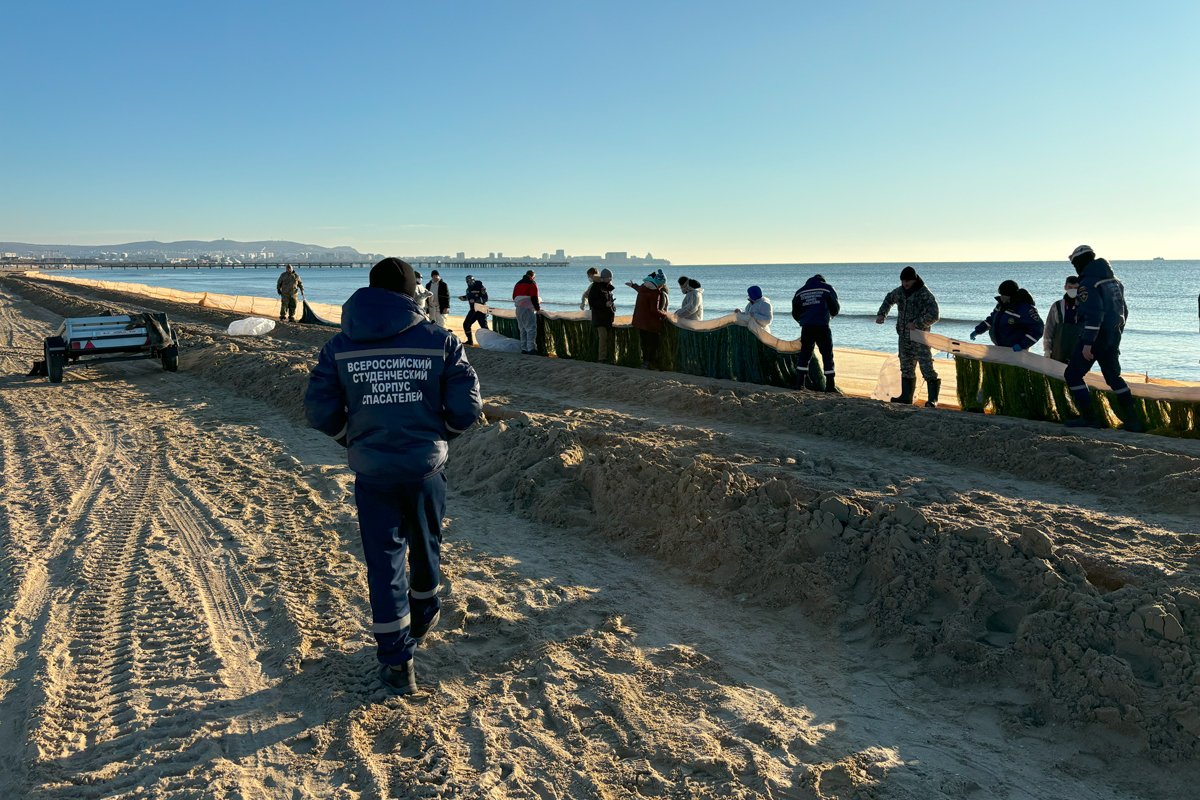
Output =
[
  {"x1": 791, "y1": 273, "x2": 841, "y2": 392},
  {"x1": 969, "y1": 279, "x2": 1044, "y2": 351},
  {"x1": 876, "y1": 266, "x2": 941, "y2": 406},
  {"x1": 304, "y1": 257, "x2": 482, "y2": 695},
  {"x1": 1061, "y1": 245, "x2": 1143, "y2": 431},
  {"x1": 459, "y1": 274, "x2": 490, "y2": 346}
]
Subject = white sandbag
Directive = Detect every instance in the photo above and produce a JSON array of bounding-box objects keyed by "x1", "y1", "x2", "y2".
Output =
[
  {"x1": 871, "y1": 355, "x2": 902, "y2": 401},
  {"x1": 476, "y1": 328, "x2": 523, "y2": 353},
  {"x1": 227, "y1": 317, "x2": 276, "y2": 336}
]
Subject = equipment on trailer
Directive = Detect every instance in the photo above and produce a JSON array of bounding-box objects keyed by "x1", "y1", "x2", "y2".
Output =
[{"x1": 42, "y1": 313, "x2": 179, "y2": 383}]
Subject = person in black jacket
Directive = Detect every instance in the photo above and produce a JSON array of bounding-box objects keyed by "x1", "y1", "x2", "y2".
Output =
[
  {"x1": 304, "y1": 257, "x2": 482, "y2": 695},
  {"x1": 426, "y1": 270, "x2": 450, "y2": 327},
  {"x1": 1063, "y1": 245, "x2": 1142, "y2": 431},
  {"x1": 587, "y1": 268, "x2": 617, "y2": 363},
  {"x1": 791, "y1": 274, "x2": 841, "y2": 393},
  {"x1": 458, "y1": 275, "x2": 489, "y2": 346},
  {"x1": 969, "y1": 280, "x2": 1044, "y2": 351}
]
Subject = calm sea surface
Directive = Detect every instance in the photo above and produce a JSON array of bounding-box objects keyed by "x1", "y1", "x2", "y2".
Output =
[{"x1": 61, "y1": 260, "x2": 1200, "y2": 379}]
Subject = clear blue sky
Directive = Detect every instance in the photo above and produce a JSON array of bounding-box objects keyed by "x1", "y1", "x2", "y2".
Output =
[{"x1": 2, "y1": 1, "x2": 1197, "y2": 263}]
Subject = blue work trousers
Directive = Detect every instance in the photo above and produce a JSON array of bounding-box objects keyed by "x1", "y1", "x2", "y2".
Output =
[
  {"x1": 463, "y1": 309, "x2": 489, "y2": 344},
  {"x1": 797, "y1": 324, "x2": 835, "y2": 376},
  {"x1": 353, "y1": 472, "x2": 446, "y2": 665},
  {"x1": 1063, "y1": 334, "x2": 1129, "y2": 414}
]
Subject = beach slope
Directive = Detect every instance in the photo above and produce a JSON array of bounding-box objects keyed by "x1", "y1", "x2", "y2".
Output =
[{"x1": 1, "y1": 276, "x2": 1198, "y2": 799}]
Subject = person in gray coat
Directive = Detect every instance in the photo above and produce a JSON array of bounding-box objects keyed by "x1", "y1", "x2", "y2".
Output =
[
  {"x1": 676, "y1": 277, "x2": 704, "y2": 321},
  {"x1": 876, "y1": 266, "x2": 940, "y2": 406}
]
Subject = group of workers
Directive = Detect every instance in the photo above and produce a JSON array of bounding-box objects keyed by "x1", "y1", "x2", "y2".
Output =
[{"x1": 299, "y1": 244, "x2": 1142, "y2": 699}]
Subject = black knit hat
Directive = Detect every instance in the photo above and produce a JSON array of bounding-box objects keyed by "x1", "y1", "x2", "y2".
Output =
[
  {"x1": 998, "y1": 279, "x2": 1019, "y2": 297},
  {"x1": 900, "y1": 266, "x2": 918, "y2": 281},
  {"x1": 369, "y1": 257, "x2": 417, "y2": 297}
]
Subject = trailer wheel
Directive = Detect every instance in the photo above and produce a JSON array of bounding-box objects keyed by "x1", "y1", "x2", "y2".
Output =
[
  {"x1": 161, "y1": 345, "x2": 179, "y2": 372},
  {"x1": 44, "y1": 343, "x2": 65, "y2": 384}
]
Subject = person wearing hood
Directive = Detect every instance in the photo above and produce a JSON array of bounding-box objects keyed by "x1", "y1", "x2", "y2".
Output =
[
  {"x1": 1062, "y1": 245, "x2": 1143, "y2": 431},
  {"x1": 969, "y1": 280, "x2": 1044, "y2": 351},
  {"x1": 588, "y1": 268, "x2": 617, "y2": 363},
  {"x1": 1042, "y1": 275, "x2": 1082, "y2": 362},
  {"x1": 512, "y1": 270, "x2": 541, "y2": 355},
  {"x1": 738, "y1": 286, "x2": 773, "y2": 333},
  {"x1": 876, "y1": 266, "x2": 941, "y2": 406},
  {"x1": 676, "y1": 276, "x2": 704, "y2": 321},
  {"x1": 304, "y1": 257, "x2": 483, "y2": 696},
  {"x1": 426, "y1": 270, "x2": 449, "y2": 327},
  {"x1": 411, "y1": 269, "x2": 433, "y2": 320},
  {"x1": 579, "y1": 267, "x2": 599, "y2": 310},
  {"x1": 791, "y1": 274, "x2": 841, "y2": 392},
  {"x1": 458, "y1": 275, "x2": 490, "y2": 346},
  {"x1": 626, "y1": 269, "x2": 669, "y2": 369}
]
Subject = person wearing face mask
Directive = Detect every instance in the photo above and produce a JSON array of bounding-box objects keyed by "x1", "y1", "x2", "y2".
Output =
[
  {"x1": 1062, "y1": 245, "x2": 1143, "y2": 431},
  {"x1": 876, "y1": 266, "x2": 941, "y2": 406},
  {"x1": 1042, "y1": 276, "x2": 1082, "y2": 363},
  {"x1": 969, "y1": 280, "x2": 1044, "y2": 352}
]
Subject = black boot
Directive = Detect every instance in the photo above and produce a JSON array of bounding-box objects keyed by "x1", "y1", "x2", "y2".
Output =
[
  {"x1": 890, "y1": 377, "x2": 915, "y2": 404},
  {"x1": 379, "y1": 660, "x2": 417, "y2": 696},
  {"x1": 1065, "y1": 388, "x2": 1103, "y2": 428},
  {"x1": 824, "y1": 374, "x2": 842, "y2": 395},
  {"x1": 924, "y1": 377, "x2": 941, "y2": 408},
  {"x1": 1117, "y1": 393, "x2": 1145, "y2": 433}
]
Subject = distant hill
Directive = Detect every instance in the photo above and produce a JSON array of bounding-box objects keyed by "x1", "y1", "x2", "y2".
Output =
[{"x1": 0, "y1": 238, "x2": 372, "y2": 261}]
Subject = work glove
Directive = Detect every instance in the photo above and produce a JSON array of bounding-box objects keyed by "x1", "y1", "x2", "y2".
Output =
[{"x1": 969, "y1": 331, "x2": 978, "y2": 341}]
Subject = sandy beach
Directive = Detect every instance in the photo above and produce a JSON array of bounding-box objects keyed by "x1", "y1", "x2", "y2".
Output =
[{"x1": 1, "y1": 273, "x2": 1198, "y2": 799}]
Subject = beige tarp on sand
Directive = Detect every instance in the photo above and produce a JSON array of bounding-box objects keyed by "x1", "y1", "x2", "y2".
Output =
[{"x1": 29, "y1": 271, "x2": 348, "y2": 323}]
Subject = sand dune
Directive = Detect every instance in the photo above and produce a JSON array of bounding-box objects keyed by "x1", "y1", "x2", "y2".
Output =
[{"x1": 1, "y1": 274, "x2": 1198, "y2": 799}]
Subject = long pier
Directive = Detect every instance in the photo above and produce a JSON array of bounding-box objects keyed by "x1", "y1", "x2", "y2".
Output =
[{"x1": 8, "y1": 258, "x2": 574, "y2": 270}]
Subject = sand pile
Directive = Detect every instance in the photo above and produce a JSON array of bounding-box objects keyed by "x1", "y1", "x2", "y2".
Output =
[
  {"x1": 6, "y1": 273, "x2": 1199, "y2": 772},
  {"x1": 450, "y1": 410, "x2": 1200, "y2": 760}
]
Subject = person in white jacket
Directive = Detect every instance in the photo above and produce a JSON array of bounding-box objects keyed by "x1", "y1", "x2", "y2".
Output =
[
  {"x1": 412, "y1": 270, "x2": 434, "y2": 320},
  {"x1": 738, "y1": 285, "x2": 773, "y2": 333},
  {"x1": 676, "y1": 276, "x2": 704, "y2": 321},
  {"x1": 579, "y1": 267, "x2": 599, "y2": 310}
]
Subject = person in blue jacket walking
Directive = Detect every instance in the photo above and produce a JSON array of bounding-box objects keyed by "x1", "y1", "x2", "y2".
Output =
[
  {"x1": 790, "y1": 274, "x2": 841, "y2": 393},
  {"x1": 969, "y1": 280, "x2": 1044, "y2": 352},
  {"x1": 1061, "y1": 245, "x2": 1143, "y2": 431},
  {"x1": 304, "y1": 257, "x2": 483, "y2": 695}
]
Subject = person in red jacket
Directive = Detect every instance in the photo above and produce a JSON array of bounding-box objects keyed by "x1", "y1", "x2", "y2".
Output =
[
  {"x1": 626, "y1": 269, "x2": 668, "y2": 369},
  {"x1": 512, "y1": 270, "x2": 541, "y2": 355}
]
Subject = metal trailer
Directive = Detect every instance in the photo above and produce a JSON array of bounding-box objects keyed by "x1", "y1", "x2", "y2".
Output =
[{"x1": 42, "y1": 313, "x2": 179, "y2": 383}]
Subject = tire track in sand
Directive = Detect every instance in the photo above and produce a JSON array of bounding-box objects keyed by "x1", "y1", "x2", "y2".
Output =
[{"x1": 158, "y1": 484, "x2": 264, "y2": 691}]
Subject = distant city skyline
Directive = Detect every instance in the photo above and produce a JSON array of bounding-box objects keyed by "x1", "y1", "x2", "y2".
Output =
[{"x1": 2, "y1": 2, "x2": 1196, "y2": 263}]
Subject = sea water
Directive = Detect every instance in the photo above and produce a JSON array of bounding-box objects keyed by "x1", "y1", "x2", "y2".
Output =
[{"x1": 60, "y1": 260, "x2": 1200, "y2": 379}]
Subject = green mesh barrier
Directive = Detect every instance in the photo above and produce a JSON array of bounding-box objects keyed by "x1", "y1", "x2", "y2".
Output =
[
  {"x1": 953, "y1": 355, "x2": 1198, "y2": 437},
  {"x1": 497, "y1": 315, "x2": 823, "y2": 389}
]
